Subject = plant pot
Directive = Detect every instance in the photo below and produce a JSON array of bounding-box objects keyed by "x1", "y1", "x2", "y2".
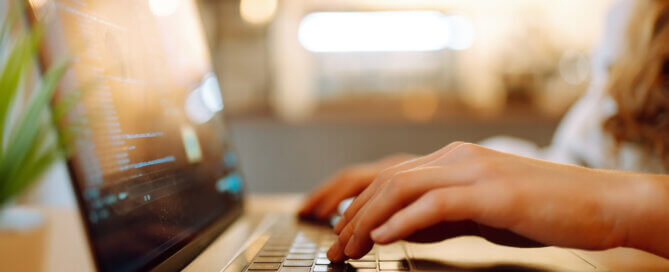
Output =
[{"x1": 0, "y1": 206, "x2": 47, "y2": 272}]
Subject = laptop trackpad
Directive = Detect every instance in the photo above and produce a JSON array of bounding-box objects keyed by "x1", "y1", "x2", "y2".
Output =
[{"x1": 406, "y1": 237, "x2": 598, "y2": 271}]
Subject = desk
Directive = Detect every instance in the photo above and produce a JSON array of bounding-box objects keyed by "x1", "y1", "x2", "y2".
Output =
[{"x1": 34, "y1": 194, "x2": 669, "y2": 271}]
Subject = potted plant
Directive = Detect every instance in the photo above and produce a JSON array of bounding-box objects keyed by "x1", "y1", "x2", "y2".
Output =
[
  {"x1": 0, "y1": 6, "x2": 69, "y2": 208},
  {"x1": 0, "y1": 2, "x2": 75, "y2": 270}
]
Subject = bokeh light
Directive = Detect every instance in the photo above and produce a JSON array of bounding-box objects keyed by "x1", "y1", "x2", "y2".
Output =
[
  {"x1": 240, "y1": 0, "x2": 278, "y2": 25},
  {"x1": 149, "y1": 0, "x2": 180, "y2": 17},
  {"x1": 299, "y1": 11, "x2": 475, "y2": 52}
]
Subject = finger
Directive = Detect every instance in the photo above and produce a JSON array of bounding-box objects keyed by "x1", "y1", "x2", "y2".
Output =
[
  {"x1": 342, "y1": 165, "x2": 479, "y2": 258},
  {"x1": 329, "y1": 165, "x2": 442, "y2": 261},
  {"x1": 334, "y1": 142, "x2": 466, "y2": 233},
  {"x1": 327, "y1": 239, "x2": 346, "y2": 263},
  {"x1": 328, "y1": 223, "x2": 354, "y2": 262},
  {"x1": 315, "y1": 177, "x2": 369, "y2": 218},
  {"x1": 328, "y1": 142, "x2": 469, "y2": 261},
  {"x1": 307, "y1": 153, "x2": 412, "y2": 219},
  {"x1": 335, "y1": 163, "x2": 477, "y2": 260},
  {"x1": 371, "y1": 187, "x2": 482, "y2": 244},
  {"x1": 331, "y1": 161, "x2": 418, "y2": 233},
  {"x1": 299, "y1": 176, "x2": 340, "y2": 217}
]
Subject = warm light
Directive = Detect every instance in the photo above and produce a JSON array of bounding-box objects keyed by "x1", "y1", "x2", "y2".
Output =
[
  {"x1": 149, "y1": 0, "x2": 180, "y2": 17},
  {"x1": 240, "y1": 0, "x2": 277, "y2": 25},
  {"x1": 298, "y1": 11, "x2": 475, "y2": 52}
]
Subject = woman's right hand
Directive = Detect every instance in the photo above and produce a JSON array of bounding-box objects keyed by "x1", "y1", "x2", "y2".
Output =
[{"x1": 298, "y1": 154, "x2": 415, "y2": 220}]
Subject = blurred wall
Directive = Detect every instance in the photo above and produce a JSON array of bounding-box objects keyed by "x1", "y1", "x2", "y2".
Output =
[{"x1": 229, "y1": 117, "x2": 557, "y2": 193}]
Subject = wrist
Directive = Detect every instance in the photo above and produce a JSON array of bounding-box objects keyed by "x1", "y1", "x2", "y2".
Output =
[{"x1": 617, "y1": 173, "x2": 669, "y2": 257}]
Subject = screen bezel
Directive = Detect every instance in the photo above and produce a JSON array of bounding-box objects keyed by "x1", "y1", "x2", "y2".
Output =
[{"x1": 23, "y1": 1, "x2": 246, "y2": 271}]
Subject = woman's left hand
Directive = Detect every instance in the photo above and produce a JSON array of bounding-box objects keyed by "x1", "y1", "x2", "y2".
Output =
[{"x1": 327, "y1": 142, "x2": 669, "y2": 262}]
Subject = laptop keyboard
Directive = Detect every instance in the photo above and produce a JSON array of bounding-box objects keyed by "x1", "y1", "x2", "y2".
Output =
[{"x1": 245, "y1": 224, "x2": 410, "y2": 272}]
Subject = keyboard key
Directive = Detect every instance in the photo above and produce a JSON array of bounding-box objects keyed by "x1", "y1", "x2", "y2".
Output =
[
  {"x1": 267, "y1": 240, "x2": 293, "y2": 245},
  {"x1": 315, "y1": 259, "x2": 331, "y2": 265},
  {"x1": 283, "y1": 260, "x2": 314, "y2": 267},
  {"x1": 266, "y1": 243, "x2": 292, "y2": 248},
  {"x1": 377, "y1": 244, "x2": 406, "y2": 261},
  {"x1": 294, "y1": 236, "x2": 315, "y2": 242},
  {"x1": 292, "y1": 243, "x2": 317, "y2": 249},
  {"x1": 248, "y1": 263, "x2": 280, "y2": 270},
  {"x1": 271, "y1": 237, "x2": 294, "y2": 241},
  {"x1": 293, "y1": 238, "x2": 315, "y2": 244},
  {"x1": 264, "y1": 246, "x2": 290, "y2": 251},
  {"x1": 286, "y1": 254, "x2": 315, "y2": 260},
  {"x1": 379, "y1": 261, "x2": 408, "y2": 271},
  {"x1": 280, "y1": 267, "x2": 311, "y2": 272},
  {"x1": 314, "y1": 264, "x2": 347, "y2": 272},
  {"x1": 347, "y1": 262, "x2": 376, "y2": 269},
  {"x1": 290, "y1": 248, "x2": 316, "y2": 254},
  {"x1": 269, "y1": 240, "x2": 293, "y2": 244},
  {"x1": 255, "y1": 257, "x2": 283, "y2": 263},
  {"x1": 317, "y1": 253, "x2": 327, "y2": 258},
  {"x1": 259, "y1": 251, "x2": 287, "y2": 257}
]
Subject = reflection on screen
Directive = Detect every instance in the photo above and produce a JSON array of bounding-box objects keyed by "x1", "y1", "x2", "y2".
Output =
[{"x1": 31, "y1": 1, "x2": 243, "y2": 271}]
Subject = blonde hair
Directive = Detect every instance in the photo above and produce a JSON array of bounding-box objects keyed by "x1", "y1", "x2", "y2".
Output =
[{"x1": 604, "y1": 0, "x2": 669, "y2": 167}]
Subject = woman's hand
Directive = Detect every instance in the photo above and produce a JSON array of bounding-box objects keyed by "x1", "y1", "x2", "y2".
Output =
[
  {"x1": 299, "y1": 154, "x2": 415, "y2": 220},
  {"x1": 328, "y1": 142, "x2": 669, "y2": 262}
]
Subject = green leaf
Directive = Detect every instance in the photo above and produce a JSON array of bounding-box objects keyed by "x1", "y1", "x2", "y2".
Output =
[
  {"x1": 0, "y1": 118, "x2": 48, "y2": 204},
  {"x1": 0, "y1": 57, "x2": 67, "y2": 186},
  {"x1": 0, "y1": 3, "x2": 77, "y2": 206},
  {"x1": 14, "y1": 148, "x2": 61, "y2": 195},
  {"x1": 0, "y1": 25, "x2": 42, "y2": 151},
  {"x1": 0, "y1": 135, "x2": 60, "y2": 206},
  {"x1": 51, "y1": 89, "x2": 81, "y2": 122}
]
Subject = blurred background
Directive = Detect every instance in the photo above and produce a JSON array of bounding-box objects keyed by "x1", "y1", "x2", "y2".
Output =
[{"x1": 35, "y1": 0, "x2": 617, "y2": 204}]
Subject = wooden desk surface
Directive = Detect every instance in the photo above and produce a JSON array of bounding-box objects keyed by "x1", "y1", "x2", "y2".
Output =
[{"x1": 36, "y1": 194, "x2": 669, "y2": 271}]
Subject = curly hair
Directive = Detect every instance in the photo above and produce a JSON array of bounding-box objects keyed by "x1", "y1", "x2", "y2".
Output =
[{"x1": 603, "y1": 0, "x2": 669, "y2": 168}]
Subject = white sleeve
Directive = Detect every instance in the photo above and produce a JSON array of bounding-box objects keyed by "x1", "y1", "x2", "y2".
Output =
[{"x1": 542, "y1": 0, "x2": 633, "y2": 167}]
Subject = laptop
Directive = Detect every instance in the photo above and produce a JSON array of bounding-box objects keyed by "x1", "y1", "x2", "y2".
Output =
[{"x1": 28, "y1": 0, "x2": 606, "y2": 271}]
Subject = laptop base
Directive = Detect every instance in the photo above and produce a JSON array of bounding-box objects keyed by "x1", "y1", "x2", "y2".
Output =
[{"x1": 191, "y1": 214, "x2": 607, "y2": 272}]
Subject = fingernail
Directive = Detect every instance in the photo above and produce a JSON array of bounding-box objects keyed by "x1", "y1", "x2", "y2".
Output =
[
  {"x1": 334, "y1": 215, "x2": 346, "y2": 234},
  {"x1": 344, "y1": 234, "x2": 357, "y2": 257},
  {"x1": 371, "y1": 225, "x2": 389, "y2": 242}
]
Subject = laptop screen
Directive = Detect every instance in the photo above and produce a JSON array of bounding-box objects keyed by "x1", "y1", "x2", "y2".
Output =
[{"x1": 30, "y1": 0, "x2": 244, "y2": 271}]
